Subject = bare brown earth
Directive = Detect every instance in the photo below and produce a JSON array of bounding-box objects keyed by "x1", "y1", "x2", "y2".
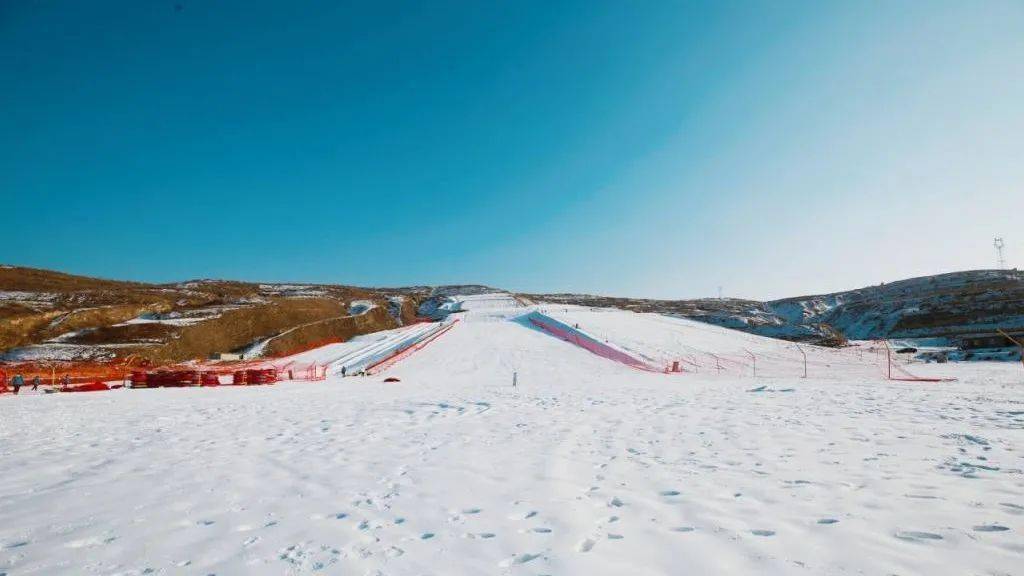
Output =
[
  {"x1": 262, "y1": 306, "x2": 400, "y2": 357},
  {"x1": 0, "y1": 266, "x2": 428, "y2": 364}
]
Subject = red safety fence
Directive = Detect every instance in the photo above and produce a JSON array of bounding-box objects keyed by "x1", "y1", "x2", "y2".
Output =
[
  {"x1": 0, "y1": 361, "x2": 136, "y2": 387},
  {"x1": 527, "y1": 313, "x2": 672, "y2": 373},
  {"x1": 0, "y1": 360, "x2": 327, "y2": 396},
  {"x1": 365, "y1": 320, "x2": 459, "y2": 375},
  {"x1": 128, "y1": 365, "x2": 325, "y2": 388}
]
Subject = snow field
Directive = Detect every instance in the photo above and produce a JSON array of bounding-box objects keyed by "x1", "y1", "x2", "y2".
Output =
[{"x1": 0, "y1": 299, "x2": 1021, "y2": 575}]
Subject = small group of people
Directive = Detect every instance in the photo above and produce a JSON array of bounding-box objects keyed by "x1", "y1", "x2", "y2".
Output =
[
  {"x1": 2, "y1": 374, "x2": 68, "y2": 394},
  {"x1": 5, "y1": 374, "x2": 41, "y2": 394}
]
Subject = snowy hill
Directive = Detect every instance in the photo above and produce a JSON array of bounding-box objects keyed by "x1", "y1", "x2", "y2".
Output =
[
  {"x1": 531, "y1": 269, "x2": 1024, "y2": 344},
  {"x1": 768, "y1": 269, "x2": 1024, "y2": 340},
  {"x1": 0, "y1": 266, "x2": 429, "y2": 363},
  {"x1": 5, "y1": 266, "x2": 1024, "y2": 364}
]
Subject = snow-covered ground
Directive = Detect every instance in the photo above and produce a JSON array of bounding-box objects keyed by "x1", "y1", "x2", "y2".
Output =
[{"x1": 1, "y1": 298, "x2": 1022, "y2": 575}]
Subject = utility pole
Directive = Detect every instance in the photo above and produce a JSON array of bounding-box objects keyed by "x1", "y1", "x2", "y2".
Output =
[
  {"x1": 994, "y1": 238, "x2": 1006, "y2": 269},
  {"x1": 717, "y1": 286, "x2": 723, "y2": 300},
  {"x1": 882, "y1": 339, "x2": 892, "y2": 380},
  {"x1": 996, "y1": 329, "x2": 1024, "y2": 372},
  {"x1": 710, "y1": 354, "x2": 722, "y2": 374}
]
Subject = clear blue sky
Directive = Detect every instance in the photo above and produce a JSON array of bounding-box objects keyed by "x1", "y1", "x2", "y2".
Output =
[{"x1": 2, "y1": 1, "x2": 1022, "y2": 299}]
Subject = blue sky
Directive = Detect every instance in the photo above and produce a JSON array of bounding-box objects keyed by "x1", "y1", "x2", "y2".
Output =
[{"x1": 2, "y1": 1, "x2": 1022, "y2": 299}]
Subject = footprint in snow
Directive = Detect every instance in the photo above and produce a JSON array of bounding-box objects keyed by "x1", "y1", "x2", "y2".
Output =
[
  {"x1": 509, "y1": 510, "x2": 538, "y2": 520},
  {"x1": 750, "y1": 530, "x2": 776, "y2": 537},
  {"x1": 817, "y1": 519, "x2": 839, "y2": 525},
  {"x1": 420, "y1": 532, "x2": 435, "y2": 540},
  {"x1": 499, "y1": 552, "x2": 541, "y2": 567},
  {"x1": 894, "y1": 530, "x2": 943, "y2": 541},
  {"x1": 660, "y1": 490, "x2": 681, "y2": 497},
  {"x1": 577, "y1": 538, "x2": 596, "y2": 552},
  {"x1": 972, "y1": 525, "x2": 1010, "y2": 532},
  {"x1": 999, "y1": 502, "x2": 1023, "y2": 514},
  {"x1": 670, "y1": 526, "x2": 695, "y2": 533}
]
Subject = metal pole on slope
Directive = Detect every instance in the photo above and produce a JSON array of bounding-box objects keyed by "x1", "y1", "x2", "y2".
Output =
[
  {"x1": 744, "y1": 349, "x2": 756, "y2": 378},
  {"x1": 882, "y1": 339, "x2": 892, "y2": 380},
  {"x1": 711, "y1": 354, "x2": 722, "y2": 374},
  {"x1": 996, "y1": 328, "x2": 1024, "y2": 372},
  {"x1": 795, "y1": 345, "x2": 807, "y2": 378}
]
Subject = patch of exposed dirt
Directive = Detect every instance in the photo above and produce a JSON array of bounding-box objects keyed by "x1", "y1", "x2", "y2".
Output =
[
  {"x1": 1, "y1": 266, "x2": 432, "y2": 364},
  {"x1": 144, "y1": 298, "x2": 348, "y2": 363},
  {"x1": 262, "y1": 306, "x2": 400, "y2": 357}
]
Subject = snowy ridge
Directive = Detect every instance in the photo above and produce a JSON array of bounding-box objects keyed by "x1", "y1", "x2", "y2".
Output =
[{"x1": 532, "y1": 269, "x2": 1024, "y2": 344}]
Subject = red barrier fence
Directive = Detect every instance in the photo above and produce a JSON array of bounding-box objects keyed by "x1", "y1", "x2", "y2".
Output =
[
  {"x1": 1, "y1": 352, "x2": 327, "y2": 396},
  {"x1": 527, "y1": 313, "x2": 669, "y2": 373},
  {"x1": 365, "y1": 320, "x2": 459, "y2": 375}
]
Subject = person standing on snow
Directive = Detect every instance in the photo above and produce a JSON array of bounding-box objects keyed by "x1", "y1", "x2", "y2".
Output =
[
  {"x1": 60, "y1": 374, "x2": 71, "y2": 390},
  {"x1": 11, "y1": 374, "x2": 25, "y2": 394},
  {"x1": 31, "y1": 375, "x2": 40, "y2": 391}
]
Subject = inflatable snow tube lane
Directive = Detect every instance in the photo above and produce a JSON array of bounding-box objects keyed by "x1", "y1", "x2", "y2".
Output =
[{"x1": 519, "y1": 311, "x2": 662, "y2": 372}]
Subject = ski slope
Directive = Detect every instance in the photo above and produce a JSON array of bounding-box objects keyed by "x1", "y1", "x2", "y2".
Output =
[
  {"x1": 282, "y1": 321, "x2": 450, "y2": 376},
  {"x1": 1, "y1": 296, "x2": 1021, "y2": 575},
  {"x1": 540, "y1": 305, "x2": 893, "y2": 379}
]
